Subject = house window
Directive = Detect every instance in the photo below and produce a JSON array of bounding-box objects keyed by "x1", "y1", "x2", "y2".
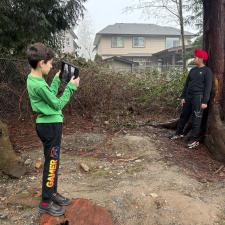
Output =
[
  {"x1": 133, "y1": 37, "x2": 145, "y2": 48},
  {"x1": 111, "y1": 36, "x2": 124, "y2": 48},
  {"x1": 66, "y1": 37, "x2": 70, "y2": 46},
  {"x1": 166, "y1": 37, "x2": 180, "y2": 49}
]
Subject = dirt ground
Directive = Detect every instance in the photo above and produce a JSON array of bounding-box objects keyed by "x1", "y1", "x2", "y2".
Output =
[{"x1": 1, "y1": 116, "x2": 225, "y2": 225}]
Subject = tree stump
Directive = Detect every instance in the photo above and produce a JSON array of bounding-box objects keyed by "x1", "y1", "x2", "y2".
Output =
[
  {"x1": 40, "y1": 199, "x2": 113, "y2": 225},
  {"x1": 0, "y1": 120, "x2": 26, "y2": 178}
]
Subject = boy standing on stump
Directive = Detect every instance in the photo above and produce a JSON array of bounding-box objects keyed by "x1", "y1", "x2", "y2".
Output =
[
  {"x1": 26, "y1": 43, "x2": 80, "y2": 216},
  {"x1": 170, "y1": 49, "x2": 213, "y2": 149}
]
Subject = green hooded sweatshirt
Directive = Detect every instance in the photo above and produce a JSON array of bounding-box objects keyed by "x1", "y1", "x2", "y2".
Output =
[{"x1": 26, "y1": 73, "x2": 77, "y2": 123}]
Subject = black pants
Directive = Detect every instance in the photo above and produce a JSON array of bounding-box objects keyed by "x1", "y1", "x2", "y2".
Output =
[
  {"x1": 36, "y1": 123, "x2": 62, "y2": 202},
  {"x1": 176, "y1": 95, "x2": 204, "y2": 141}
]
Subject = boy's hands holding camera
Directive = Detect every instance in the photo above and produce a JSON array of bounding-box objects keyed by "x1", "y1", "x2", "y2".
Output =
[
  {"x1": 70, "y1": 76, "x2": 80, "y2": 87},
  {"x1": 55, "y1": 70, "x2": 61, "y2": 77}
]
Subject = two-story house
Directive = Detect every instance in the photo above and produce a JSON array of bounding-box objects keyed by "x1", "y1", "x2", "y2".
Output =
[{"x1": 94, "y1": 23, "x2": 194, "y2": 66}]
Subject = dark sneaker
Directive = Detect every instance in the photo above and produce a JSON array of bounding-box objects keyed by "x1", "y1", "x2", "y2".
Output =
[
  {"x1": 187, "y1": 140, "x2": 199, "y2": 149},
  {"x1": 38, "y1": 201, "x2": 65, "y2": 216},
  {"x1": 51, "y1": 193, "x2": 72, "y2": 206},
  {"x1": 170, "y1": 134, "x2": 184, "y2": 140}
]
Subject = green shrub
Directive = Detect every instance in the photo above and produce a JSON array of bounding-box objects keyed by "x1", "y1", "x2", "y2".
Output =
[
  {"x1": 71, "y1": 66, "x2": 187, "y2": 118},
  {"x1": 0, "y1": 58, "x2": 187, "y2": 121}
]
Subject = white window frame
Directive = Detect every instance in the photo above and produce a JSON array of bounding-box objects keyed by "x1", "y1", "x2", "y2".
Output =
[
  {"x1": 166, "y1": 37, "x2": 180, "y2": 49},
  {"x1": 111, "y1": 36, "x2": 124, "y2": 48}
]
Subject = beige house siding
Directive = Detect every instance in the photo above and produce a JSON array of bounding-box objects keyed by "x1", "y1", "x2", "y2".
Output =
[
  {"x1": 97, "y1": 35, "x2": 191, "y2": 58},
  {"x1": 147, "y1": 37, "x2": 166, "y2": 53}
]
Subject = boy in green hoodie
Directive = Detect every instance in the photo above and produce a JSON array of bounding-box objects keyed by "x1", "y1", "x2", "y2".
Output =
[{"x1": 26, "y1": 42, "x2": 80, "y2": 216}]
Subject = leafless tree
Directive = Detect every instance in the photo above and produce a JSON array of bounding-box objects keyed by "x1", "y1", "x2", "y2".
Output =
[
  {"x1": 125, "y1": 0, "x2": 191, "y2": 72},
  {"x1": 76, "y1": 15, "x2": 95, "y2": 59}
]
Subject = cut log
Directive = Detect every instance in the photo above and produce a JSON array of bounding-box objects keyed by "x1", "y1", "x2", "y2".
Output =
[
  {"x1": 0, "y1": 120, "x2": 26, "y2": 178},
  {"x1": 145, "y1": 119, "x2": 193, "y2": 137},
  {"x1": 146, "y1": 119, "x2": 179, "y2": 129}
]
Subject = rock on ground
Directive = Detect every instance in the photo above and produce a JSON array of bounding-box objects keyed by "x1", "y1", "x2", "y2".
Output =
[{"x1": 40, "y1": 199, "x2": 113, "y2": 225}]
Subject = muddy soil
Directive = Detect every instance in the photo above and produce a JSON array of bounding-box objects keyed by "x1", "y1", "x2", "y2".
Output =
[{"x1": 1, "y1": 124, "x2": 225, "y2": 225}]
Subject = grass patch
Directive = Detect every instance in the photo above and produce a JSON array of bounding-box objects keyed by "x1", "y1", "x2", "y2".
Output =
[
  {"x1": 91, "y1": 169, "x2": 112, "y2": 177},
  {"x1": 125, "y1": 164, "x2": 145, "y2": 175}
]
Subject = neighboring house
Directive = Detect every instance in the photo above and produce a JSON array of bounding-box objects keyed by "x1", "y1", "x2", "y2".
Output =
[
  {"x1": 61, "y1": 30, "x2": 78, "y2": 55},
  {"x1": 152, "y1": 45, "x2": 192, "y2": 65},
  {"x1": 104, "y1": 56, "x2": 138, "y2": 73},
  {"x1": 94, "y1": 23, "x2": 195, "y2": 65}
]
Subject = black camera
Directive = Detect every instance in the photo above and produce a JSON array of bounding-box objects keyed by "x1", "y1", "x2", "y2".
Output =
[{"x1": 59, "y1": 61, "x2": 79, "y2": 84}]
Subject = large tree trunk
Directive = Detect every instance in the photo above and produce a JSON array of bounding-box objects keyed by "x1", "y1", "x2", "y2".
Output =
[
  {"x1": 0, "y1": 120, "x2": 26, "y2": 178},
  {"x1": 203, "y1": 0, "x2": 225, "y2": 161}
]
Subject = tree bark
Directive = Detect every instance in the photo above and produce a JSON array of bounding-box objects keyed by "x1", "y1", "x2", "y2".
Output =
[
  {"x1": 0, "y1": 120, "x2": 26, "y2": 178},
  {"x1": 203, "y1": 0, "x2": 225, "y2": 161}
]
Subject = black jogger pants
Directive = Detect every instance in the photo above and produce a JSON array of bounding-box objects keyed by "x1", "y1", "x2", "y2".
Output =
[
  {"x1": 176, "y1": 95, "x2": 204, "y2": 141},
  {"x1": 36, "y1": 123, "x2": 62, "y2": 202}
]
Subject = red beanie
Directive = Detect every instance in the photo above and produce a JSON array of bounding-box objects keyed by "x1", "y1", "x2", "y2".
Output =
[{"x1": 194, "y1": 48, "x2": 208, "y2": 60}]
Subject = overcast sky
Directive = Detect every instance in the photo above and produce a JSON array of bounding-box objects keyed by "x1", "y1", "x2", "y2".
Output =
[
  {"x1": 75, "y1": 0, "x2": 197, "y2": 58},
  {"x1": 79, "y1": 0, "x2": 197, "y2": 33},
  {"x1": 82, "y1": 0, "x2": 155, "y2": 33}
]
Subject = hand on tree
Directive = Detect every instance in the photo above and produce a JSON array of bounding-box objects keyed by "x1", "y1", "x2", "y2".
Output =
[{"x1": 181, "y1": 99, "x2": 185, "y2": 106}]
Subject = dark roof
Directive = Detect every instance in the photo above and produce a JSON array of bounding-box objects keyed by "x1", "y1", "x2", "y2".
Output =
[
  {"x1": 98, "y1": 23, "x2": 194, "y2": 36},
  {"x1": 152, "y1": 45, "x2": 192, "y2": 56},
  {"x1": 104, "y1": 56, "x2": 138, "y2": 65},
  {"x1": 121, "y1": 53, "x2": 152, "y2": 57},
  {"x1": 94, "y1": 23, "x2": 194, "y2": 46},
  {"x1": 102, "y1": 53, "x2": 152, "y2": 57}
]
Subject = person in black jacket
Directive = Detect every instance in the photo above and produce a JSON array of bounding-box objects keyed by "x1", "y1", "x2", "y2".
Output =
[{"x1": 170, "y1": 49, "x2": 213, "y2": 149}]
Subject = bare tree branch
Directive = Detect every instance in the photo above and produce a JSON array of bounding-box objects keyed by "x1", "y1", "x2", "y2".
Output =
[
  {"x1": 124, "y1": 0, "x2": 192, "y2": 71},
  {"x1": 124, "y1": 1, "x2": 180, "y2": 18}
]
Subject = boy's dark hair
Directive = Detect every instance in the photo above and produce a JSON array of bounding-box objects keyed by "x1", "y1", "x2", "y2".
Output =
[{"x1": 27, "y1": 43, "x2": 55, "y2": 69}]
